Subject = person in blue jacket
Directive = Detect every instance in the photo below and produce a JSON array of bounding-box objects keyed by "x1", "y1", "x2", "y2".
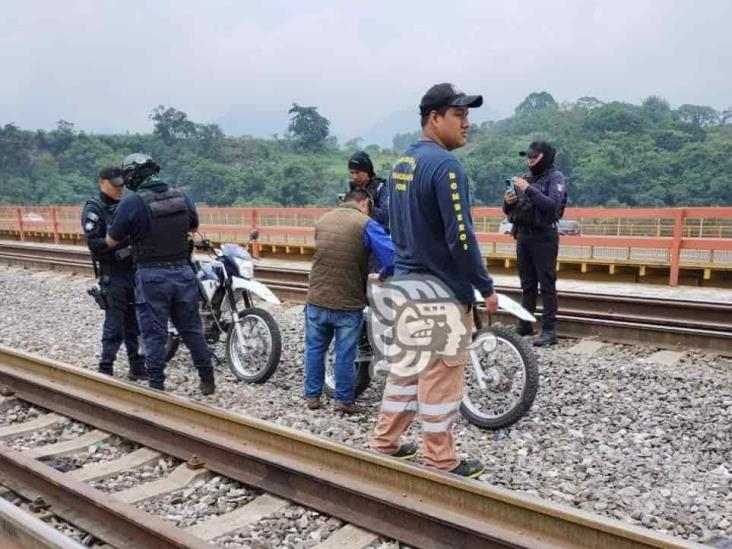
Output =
[
  {"x1": 304, "y1": 189, "x2": 394, "y2": 413},
  {"x1": 105, "y1": 154, "x2": 215, "y2": 395}
]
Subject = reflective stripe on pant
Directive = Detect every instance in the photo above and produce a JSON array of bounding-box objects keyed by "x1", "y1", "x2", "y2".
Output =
[
  {"x1": 372, "y1": 359, "x2": 465, "y2": 470},
  {"x1": 371, "y1": 308, "x2": 472, "y2": 471}
]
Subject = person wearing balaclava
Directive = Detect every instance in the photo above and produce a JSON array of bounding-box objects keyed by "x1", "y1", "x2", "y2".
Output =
[
  {"x1": 347, "y1": 151, "x2": 389, "y2": 231},
  {"x1": 503, "y1": 141, "x2": 566, "y2": 346}
]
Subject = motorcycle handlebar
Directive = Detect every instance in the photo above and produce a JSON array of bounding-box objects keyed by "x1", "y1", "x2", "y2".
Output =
[{"x1": 193, "y1": 239, "x2": 214, "y2": 251}]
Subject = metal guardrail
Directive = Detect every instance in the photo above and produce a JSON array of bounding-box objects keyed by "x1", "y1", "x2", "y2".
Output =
[{"x1": 1, "y1": 205, "x2": 731, "y2": 285}]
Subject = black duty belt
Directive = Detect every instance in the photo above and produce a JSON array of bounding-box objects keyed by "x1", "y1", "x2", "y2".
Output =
[
  {"x1": 136, "y1": 259, "x2": 189, "y2": 269},
  {"x1": 97, "y1": 262, "x2": 134, "y2": 277}
]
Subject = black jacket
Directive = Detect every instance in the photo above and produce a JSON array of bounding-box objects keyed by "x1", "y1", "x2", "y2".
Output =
[
  {"x1": 503, "y1": 168, "x2": 565, "y2": 230},
  {"x1": 349, "y1": 177, "x2": 389, "y2": 230},
  {"x1": 81, "y1": 191, "x2": 133, "y2": 274}
]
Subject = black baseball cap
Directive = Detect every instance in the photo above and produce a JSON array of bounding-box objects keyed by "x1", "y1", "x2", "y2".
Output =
[
  {"x1": 98, "y1": 166, "x2": 124, "y2": 186},
  {"x1": 419, "y1": 83, "x2": 483, "y2": 115},
  {"x1": 519, "y1": 141, "x2": 555, "y2": 158}
]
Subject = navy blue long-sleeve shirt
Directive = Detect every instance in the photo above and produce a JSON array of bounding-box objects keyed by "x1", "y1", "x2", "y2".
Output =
[{"x1": 388, "y1": 140, "x2": 493, "y2": 303}]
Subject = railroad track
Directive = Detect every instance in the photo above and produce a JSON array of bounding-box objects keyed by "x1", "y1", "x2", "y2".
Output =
[
  {"x1": 0, "y1": 345, "x2": 705, "y2": 549},
  {"x1": 2, "y1": 240, "x2": 732, "y2": 355}
]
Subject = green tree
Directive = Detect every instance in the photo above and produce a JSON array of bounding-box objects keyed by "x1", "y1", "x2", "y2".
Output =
[
  {"x1": 150, "y1": 105, "x2": 198, "y2": 144},
  {"x1": 514, "y1": 92, "x2": 558, "y2": 116},
  {"x1": 676, "y1": 104, "x2": 719, "y2": 127},
  {"x1": 287, "y1": 103, "x2": 330, "y2": 152}
]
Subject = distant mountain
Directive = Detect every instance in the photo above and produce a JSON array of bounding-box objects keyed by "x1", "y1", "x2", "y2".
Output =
[
  {"x1": 358, "y1": 105, "x2": 502, "y2": 148},
  {"x1": 211, "y1": 105, "x2": 291, "y2": 138}
]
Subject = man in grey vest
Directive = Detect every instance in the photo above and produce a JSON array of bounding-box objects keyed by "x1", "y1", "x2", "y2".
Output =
[{"x1": 304, "y1": 190, "x2": 394, "y2": 413}]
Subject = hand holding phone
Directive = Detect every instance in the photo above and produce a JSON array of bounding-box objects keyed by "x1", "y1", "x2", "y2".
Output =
[{"x1": 504, "y1": 178, "x2": 517, "y2": 203}]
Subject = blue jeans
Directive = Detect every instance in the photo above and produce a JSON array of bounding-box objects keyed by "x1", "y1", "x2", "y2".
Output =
[{"x1": 304, "y1": 304, "x2": 363, "y2": 404}]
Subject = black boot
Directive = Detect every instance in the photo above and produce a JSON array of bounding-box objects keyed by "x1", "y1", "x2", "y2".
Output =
[
  {"x1": 516, "y1": 321, "x2": 535, "y2": 336},
  {"x1": 199, "y1": 369, "x2": 215, "y2": 396},
  {"x1": 128, "y1": 360, "x2": 148, "y2": 381},
  {"x1": 533, "y1": 328, "x2": 557, "y2": 347}
]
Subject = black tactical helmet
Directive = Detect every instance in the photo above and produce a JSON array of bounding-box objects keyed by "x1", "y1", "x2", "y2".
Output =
[{"x1": 122, "y1": 153, "x2": 160, "y2": 191}]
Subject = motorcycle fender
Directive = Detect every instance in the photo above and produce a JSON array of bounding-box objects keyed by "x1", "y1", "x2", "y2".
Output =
[
  {"x1": 230, "y1": 277, "x2": 281, "y2": 305},
  {"x1": 473, "y1": 290, "x2": 536, "y2": 322}
]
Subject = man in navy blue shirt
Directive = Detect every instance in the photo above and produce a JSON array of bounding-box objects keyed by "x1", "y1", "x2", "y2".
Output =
[
  {"x1": 304, "y1": 190, "x2": 394, "y2": 413},
  {"x1": 371, "y1": 83, "x2": 498, "y2": 478},
  {"x1": 81, "y1": 166, "x2": 146, "y2": 381},
  {"x1": 106, "y1": 154, "x2": 215, "y2": 395}
]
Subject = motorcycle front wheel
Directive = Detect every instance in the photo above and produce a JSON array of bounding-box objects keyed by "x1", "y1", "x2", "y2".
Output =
[
  {"x1": 225, "y1": 307, "x2": 281, "y2": 383},
  {"x1": 460, "y1": 325, "x2": 539, "y2": 430}
]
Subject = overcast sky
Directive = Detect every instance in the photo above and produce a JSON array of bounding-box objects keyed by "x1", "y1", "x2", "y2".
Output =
[{"x1": 1, "y1": 0, "x2": 730, "y2": 140}]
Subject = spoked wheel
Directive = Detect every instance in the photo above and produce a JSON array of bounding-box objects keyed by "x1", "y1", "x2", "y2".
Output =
[
  {"x1": 324, "y1": 348, "x2": 371, "y2": 399},
  {"x1": 225, "y1": 307, "x2": 281, "y2": 383},
  {"x1": 460, "y1": 326, "x2": 539, "y2": 430}
]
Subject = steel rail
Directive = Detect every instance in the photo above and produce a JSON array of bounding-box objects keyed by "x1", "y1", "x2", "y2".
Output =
[
  {"x1": 2, "y1": 241, "x2": 731, "y2": 354},
  {"x1": 0, "y1": 345, "x2": 706, "y2": 549},
  {"x1": 0, "y1": 495, "x2": 87, "y2": 549},
  {"x1": 0, "y1": 446, "x2": 212, "y2": 549}
]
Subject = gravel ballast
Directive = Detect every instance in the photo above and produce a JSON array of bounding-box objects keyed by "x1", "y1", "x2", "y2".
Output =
[{"x1": 0, "y1": 265, "x2": 730, "y2": 545}]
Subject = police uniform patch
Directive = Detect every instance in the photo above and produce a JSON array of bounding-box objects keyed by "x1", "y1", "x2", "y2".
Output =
[
  {"x1": 87, "y1": 212, "x2": 99, "y2": 222},
  {"x1": 84, "y1": 221, "x2": 95, "y2": 231}
]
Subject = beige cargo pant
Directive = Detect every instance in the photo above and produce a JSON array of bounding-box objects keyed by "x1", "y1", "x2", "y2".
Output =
[{"x1": 371, "y1": 309, "x2": 472, "y2": 471}]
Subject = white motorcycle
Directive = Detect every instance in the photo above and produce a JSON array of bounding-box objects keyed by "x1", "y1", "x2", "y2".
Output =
[
  {"x1": 165, "y1": 231, "x2": 283, "y2": 383},
  {"x1": 325, "y1": 292, "x2": 539, "y2": 430}
]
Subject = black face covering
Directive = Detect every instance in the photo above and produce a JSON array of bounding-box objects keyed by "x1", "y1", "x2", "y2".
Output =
[{"x1": 529, "y1": 148, "x2": 555, "y2": 176}]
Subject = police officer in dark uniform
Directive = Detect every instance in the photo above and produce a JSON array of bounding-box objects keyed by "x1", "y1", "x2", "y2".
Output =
[
  {"x1": 347, "y1": 151, "x2": 389, "y2": 230},
  {"x1": 105, "y1": 154, "x2": 215, "y2": 395},
  {"x1": 503, "y1": 141, "x2": 566, "y2": 347},
  {"x1": 82, "y1": 166, "x2": 147, "y2": 380}
]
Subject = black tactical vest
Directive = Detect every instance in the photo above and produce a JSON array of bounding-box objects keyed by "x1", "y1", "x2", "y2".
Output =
[{"x1": 133, "y1": 187, "x2": 190, "y2": 265}]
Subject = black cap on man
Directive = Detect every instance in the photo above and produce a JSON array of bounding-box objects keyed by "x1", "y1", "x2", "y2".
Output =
[{"x1": 419, "y1": 83, "x2": 483, "y2": 116}]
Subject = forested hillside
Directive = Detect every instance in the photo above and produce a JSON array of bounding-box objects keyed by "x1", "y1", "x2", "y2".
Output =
[{"x1": 1, "y1": 94, "x2": 730, "y2": 207}]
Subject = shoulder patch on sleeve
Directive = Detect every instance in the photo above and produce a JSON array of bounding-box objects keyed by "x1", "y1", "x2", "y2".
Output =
[
  {"x1": 84, "y1": 221, "x2": 96, "y2": 232},
  {"x1": 86, "y1": 211, "x2": 99, "y2": 222}
]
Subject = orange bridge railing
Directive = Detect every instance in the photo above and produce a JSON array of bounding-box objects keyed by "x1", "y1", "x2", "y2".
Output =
[{"x1": 1, "y1": 205, "x2": 731, "y2": 286}]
